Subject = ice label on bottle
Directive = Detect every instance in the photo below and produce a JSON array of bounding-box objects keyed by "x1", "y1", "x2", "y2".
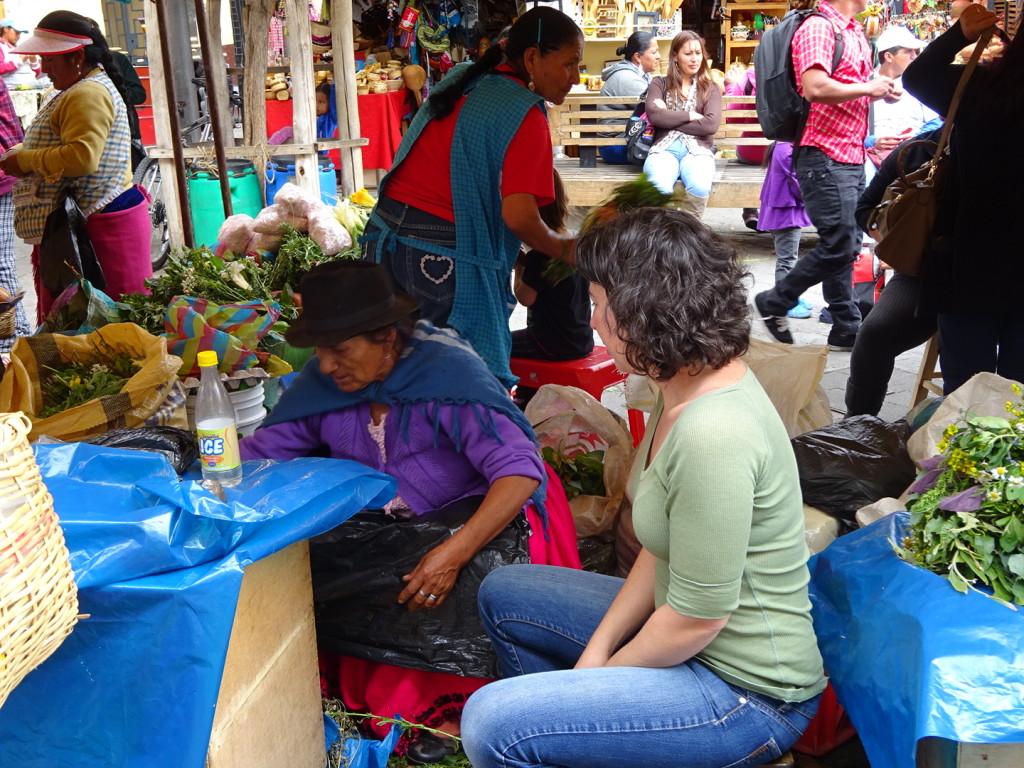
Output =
[{"x1": 197, "y1": 418, "x2": 241, "y2": 472}]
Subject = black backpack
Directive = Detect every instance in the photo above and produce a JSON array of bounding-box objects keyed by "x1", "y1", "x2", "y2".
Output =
[
  {"x1": 754, "y1": 9, "x2": 844, "y2": 143},
  {"x1": 623, "y1": 78, "x2": 661, "y2": 166}
]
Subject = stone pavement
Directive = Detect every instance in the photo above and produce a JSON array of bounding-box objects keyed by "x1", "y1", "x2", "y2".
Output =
[{"x1": 11, "y1": 206, "x2": 928, "y2": 425}]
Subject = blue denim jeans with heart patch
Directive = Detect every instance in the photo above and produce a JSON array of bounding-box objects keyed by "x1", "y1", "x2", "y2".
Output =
[{"x1": 361, "y1": 195, "x2": 458, "y2": 327}]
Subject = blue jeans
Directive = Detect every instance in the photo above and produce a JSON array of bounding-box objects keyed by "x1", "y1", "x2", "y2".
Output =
[
  {"x1": 937, "y1": 312, "x2": 1024, "y2": 395},
  {"x1": 462, "y1": 565, "x2": 821, "y2": 768},
  {"x1": 642, "y1": 139, "x2": 716, "y2": 197},
  {"x1": 361, "y1": 196, "x2": 458, "y2": 327},
  {"x1": 758, "y1": 147, "x2": 864, "y2": 337}
]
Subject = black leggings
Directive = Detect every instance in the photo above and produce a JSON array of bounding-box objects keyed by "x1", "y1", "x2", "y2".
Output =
[{"x1": 845, "y1": 272, "x2": 937, "y2": 417}]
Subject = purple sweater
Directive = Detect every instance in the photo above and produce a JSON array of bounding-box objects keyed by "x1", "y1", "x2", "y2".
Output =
[{"x1": 240, "y1": 402, "x2": 545, "y2": 515}]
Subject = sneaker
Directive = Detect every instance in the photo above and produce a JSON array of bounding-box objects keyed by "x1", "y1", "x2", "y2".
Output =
[
  {"x1": 787, "y1": 299, "x2": 812, "y2": 319},
  {"x1": 754, "y1": 291, "x2": 794, "y2": 344},
  {"x1": 819, "y1": 307, "x2": 833, "y2": 325},
  {"x1": 742, "y1": 208, "x2": 759, "y2": 231},
  {"x1": 827, "y1": 331, "x2": 857, "y2": 352}
]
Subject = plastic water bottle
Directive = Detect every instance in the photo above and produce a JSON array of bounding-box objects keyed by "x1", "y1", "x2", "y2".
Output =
[{"x1": 195, "y1": 350, "x2": 242, "y2": 487}]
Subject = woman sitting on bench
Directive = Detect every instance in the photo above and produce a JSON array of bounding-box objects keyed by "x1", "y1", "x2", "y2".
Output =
[
  {"x1": 642, "y1": 30, "x2": 721, "y2": 219},
  {"x1": 596, "y1": 31, "x2": 661, "y2": 165}
]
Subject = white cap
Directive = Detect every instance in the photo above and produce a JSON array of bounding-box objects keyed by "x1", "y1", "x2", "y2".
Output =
[{"x1": 876, "y1": 26, "x2": 926, "y2": 52}]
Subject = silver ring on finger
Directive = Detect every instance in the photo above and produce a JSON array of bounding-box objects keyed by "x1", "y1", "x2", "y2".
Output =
[{"x1": 427, "y1": 593, "x2": 439, "y2": 601}]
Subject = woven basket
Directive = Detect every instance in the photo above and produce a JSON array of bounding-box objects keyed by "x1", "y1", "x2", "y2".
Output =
[
  {"x1": 0, "y1": 412, "x2": 78, "y2": 708},
  {"x1": 311, "y1": 20, "x2": 332, "y2": 54}
]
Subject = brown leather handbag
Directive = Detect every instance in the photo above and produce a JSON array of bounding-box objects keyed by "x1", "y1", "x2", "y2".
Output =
[{"x1": 865, "y1": 31, "x2": 991, "y2": 276}]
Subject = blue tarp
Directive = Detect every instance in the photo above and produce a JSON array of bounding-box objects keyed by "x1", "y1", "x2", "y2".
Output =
[
  {"x1": 809, "y1": 512, "x2": 1024, "y2": 768},
  {"x1": 0, "y1": 443, "x2": 396, "y2": 768}
]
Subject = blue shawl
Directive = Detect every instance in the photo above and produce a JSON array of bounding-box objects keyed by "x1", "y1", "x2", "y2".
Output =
[{"x1": 265, "y1": 321, "x2": 547, "y2": 514}]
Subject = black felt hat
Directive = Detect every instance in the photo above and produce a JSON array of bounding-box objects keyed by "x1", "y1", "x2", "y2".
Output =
[{"x1": 284, "y1": 260, "x2": 419, "y2": 349}]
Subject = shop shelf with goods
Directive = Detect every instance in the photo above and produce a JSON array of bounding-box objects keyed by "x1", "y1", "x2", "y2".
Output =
[{"x1": 722, "y1": 2, "x2": 789, "y2": 66}]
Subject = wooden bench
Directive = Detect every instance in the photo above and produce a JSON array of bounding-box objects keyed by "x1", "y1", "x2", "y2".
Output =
[{"x1": 548, "y1": 93, "x2": 769, "y2": 209}]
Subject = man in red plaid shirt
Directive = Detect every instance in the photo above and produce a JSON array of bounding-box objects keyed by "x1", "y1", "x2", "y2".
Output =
[{"x1": 755, "y1": 0, "x2": 897, "y2": 351}]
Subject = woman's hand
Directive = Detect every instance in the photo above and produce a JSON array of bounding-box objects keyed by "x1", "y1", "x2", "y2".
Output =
[
  {"x1": 959, "y1": 4, "x2": 998, "y2": 42},
  {"x1": 399, "y1": 538, "x2": 466, "y2": 611},
  {"x1": 0, "y1": 150, "x2": 25, "y2": 178},
  {"x1": 875, "y1": 128, "x2": 912, "y2": 151},
  {"x1": 652, "y1": 98, "x2": 667, "y2": 109},
  {"x1": 397, "y1": 475, "x2": 540, "y2": 612}
]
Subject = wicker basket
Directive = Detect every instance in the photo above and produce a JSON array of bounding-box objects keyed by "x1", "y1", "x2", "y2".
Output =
[{"x1": 0, "y1": 412, "x2": 79, "y2": 708}]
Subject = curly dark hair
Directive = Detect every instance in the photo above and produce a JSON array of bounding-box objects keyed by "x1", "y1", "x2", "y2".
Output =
[{"x1": 576, "y1": 208, "x2": 751, "y2": 380}]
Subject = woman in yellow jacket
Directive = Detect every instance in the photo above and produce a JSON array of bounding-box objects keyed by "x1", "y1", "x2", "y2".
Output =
[{"x1": 0, "y1": 11, "x2": 152, "y2": 321}]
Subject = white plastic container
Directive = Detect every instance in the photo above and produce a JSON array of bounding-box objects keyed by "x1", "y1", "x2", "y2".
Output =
[{"x1": 195, "y1": 351, "x2": 243, "y2": 487}]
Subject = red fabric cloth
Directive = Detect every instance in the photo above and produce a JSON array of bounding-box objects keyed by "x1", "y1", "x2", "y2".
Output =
[
  {"x1": 792, "y1": 0, "x2": 873, "y2": 164},
  {"x1": 386, "y1": 67, "x2": 555, "y2": 223},
  {"x1": 32, "y1": 188, "x2": 153, "y2": 322},
  {"x1": 265, "y1": 90, "x2": 408, "y2": 172},
  {"x1": 329, "y1": 463, "x2": 581, "y2": 745}
]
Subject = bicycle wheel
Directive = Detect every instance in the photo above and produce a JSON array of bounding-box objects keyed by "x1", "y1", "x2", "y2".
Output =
[{"x1": 133, "y1": 157, "x2": 171, "y2": 271}]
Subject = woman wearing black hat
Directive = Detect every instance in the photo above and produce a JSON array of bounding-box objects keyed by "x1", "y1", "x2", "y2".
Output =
[{"x1": 239, "y1": 260, "x2": 580, "y2": 763}]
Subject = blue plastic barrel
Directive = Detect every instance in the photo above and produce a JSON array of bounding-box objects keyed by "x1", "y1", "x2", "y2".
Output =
[{"x1": 265, "y1": 155, "x2": 338, "y2": 206}]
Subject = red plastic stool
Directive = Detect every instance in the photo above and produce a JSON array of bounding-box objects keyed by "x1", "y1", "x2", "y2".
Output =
[
  {"x1": 510, "y1": 346, "x2": 647, "y2": 446},
  {"x1": 792, "y1": 682, "x2": 857, "y2": 756}
]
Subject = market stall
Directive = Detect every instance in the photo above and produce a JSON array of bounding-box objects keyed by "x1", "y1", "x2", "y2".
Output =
[
  {"x1": 266, "y1": 89, "x2": 409, "y2": 171},
  {"x1": 143, "y1": 0, "x2": 368, "y2": 252}
]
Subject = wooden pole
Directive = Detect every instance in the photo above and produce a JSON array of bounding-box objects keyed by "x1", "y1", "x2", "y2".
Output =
[
  {"x1": 242, "y1": 0, "x2": 272, "y2": 193},
  {"x1": 147, "y1": 0, "x2": 194, "y2": 249},
  {"x1": 194, "y1": 0, "x2": 234, "y2": 217},
  {"x1": 206, "y1": 0, "x2": 236, "y2": 144},
  {"x1": 284, "y1": 0, "x2": 321, "y2": 199},
  {"x1": 330, "y1": 0, "x2": 364, "y2": 195}
]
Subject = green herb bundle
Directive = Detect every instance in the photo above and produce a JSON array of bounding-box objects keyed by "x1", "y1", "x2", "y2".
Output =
[
  {"x1": 119, "y1": 233, "x2": 359, "y2": 334},
  {"x1": 541, "y1": 444, "x2": 606, "y2": 501},
  {"x1": 541, "y1": 176, "x2": 676, "y2": 284},
  {"x1": 897, "y1": 385, "x2": 1024, "y2": 607},
  {"x1": 39, "y1": 340, "x2": 143, "y2": 419}
]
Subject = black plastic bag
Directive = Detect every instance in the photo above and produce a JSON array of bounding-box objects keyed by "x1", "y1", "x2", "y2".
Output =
[
  {"x1": 311, "y1": 496, "x2": 529, "y2": 678},
  {"x1": 84, "y1": 426, "x2": 199, "y2": 475},
  {"x1": 791, "y1": 416, "x2": 916, "y2": 530},
  {"x1": 40, "y1": 190, "x2": 106, "y2": 296}
]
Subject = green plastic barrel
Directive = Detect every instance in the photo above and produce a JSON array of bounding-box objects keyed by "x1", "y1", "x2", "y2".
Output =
[{"x1": 188, "y1": 159, "x2": 264, "y2": 247}]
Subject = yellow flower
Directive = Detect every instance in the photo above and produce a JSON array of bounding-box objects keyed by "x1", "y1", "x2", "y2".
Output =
[
  {"x1": 944, "y1": 424, "x2": 958, "y2": 438},
  {"x1": 1013, "y1": 383, "x2": 1022, "y2": 396},
  {"x1": 936, "y1": 439, "x2": 949, "y2": 453}
]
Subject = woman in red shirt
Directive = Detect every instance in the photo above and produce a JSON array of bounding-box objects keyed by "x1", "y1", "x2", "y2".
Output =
[{"x1": 362, "y1": 7, "x2": 582, "y2": 389}]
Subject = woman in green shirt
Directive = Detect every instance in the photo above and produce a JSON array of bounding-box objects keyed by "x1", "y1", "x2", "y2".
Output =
[{"x1": 462, "y1": 207, "x2": 825, "y2": 768}]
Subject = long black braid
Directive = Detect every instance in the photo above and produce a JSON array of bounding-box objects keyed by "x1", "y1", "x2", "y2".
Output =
[
  {"x1": 36, "y1": 11, "x2": 132, "y2": 108},
  {"x1": 427, "y1": 7, "x2": 581, "y2": 120}
]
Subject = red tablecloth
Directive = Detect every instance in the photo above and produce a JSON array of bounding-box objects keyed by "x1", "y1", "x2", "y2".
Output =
[{"x1": 265, "y1": 89, "x2": 408, "y2": 171}]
